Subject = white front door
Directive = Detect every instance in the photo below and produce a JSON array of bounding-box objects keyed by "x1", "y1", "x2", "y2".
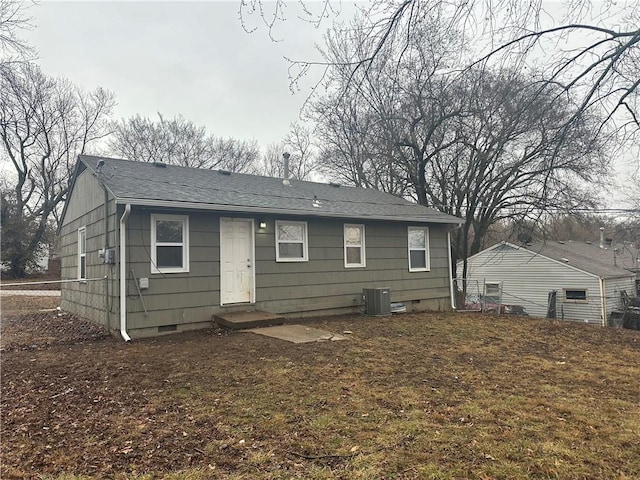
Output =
[{"x1": 220, "y1": 218, "x2": 254, "y2": 305}]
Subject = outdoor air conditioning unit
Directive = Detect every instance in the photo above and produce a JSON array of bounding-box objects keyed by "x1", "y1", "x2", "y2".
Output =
[{"x1": 363, "y1": 287, "x2": 391, "y2": 316}]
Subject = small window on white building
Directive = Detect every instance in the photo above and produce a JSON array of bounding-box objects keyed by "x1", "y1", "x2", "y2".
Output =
[
  {"x1": 484, "y1": 282, "x2": 502, "y2": 297},
  {"x1": 344, "y1": 224, "x2": 365, "y2": 268},
  {"x1": 276, "y1": 221, "x2": 308, "y2": 262},
  {"x1": 564, "y1": 289, "x2": 588, "y2": 302},
  {"x1": 408, "y1": 226, "x2": 430, "y2": 272},
  {"x1": 78, "y1": 227, "x2": 86, "y2": 280},
  {"x1": 151, "y1": 214, "x2": 189, "y2": 273}
]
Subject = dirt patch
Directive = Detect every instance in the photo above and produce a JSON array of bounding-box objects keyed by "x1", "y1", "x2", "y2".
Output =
[
  {"x1": 2, "y1": 300, "x2": 640, "y2": 479},
  {"x1": 1, "y1": 310, "x2": 106, "y2": 352}
]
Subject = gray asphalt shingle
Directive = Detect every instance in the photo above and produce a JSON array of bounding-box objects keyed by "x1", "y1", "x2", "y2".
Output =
[
  {"x1": 524, "y1": 241, "x2": 636, "y2": 279},
  {"x1": 80, "y1": 155, "x2": 462, "y2": 224}
]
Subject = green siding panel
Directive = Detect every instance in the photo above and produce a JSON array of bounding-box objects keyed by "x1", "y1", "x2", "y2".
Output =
[{"x1": 59, "y1": 170, "x2": 119, "y2": 329}]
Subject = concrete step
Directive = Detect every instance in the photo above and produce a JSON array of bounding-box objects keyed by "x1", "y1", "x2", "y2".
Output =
[{"x1": 213, "y1": 310, "x2": 285, "y2": 330}]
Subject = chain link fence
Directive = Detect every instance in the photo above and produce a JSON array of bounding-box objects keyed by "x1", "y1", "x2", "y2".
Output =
[
  {"x1": 453, "y1": 278, "x2": 487, "y2": 312},
  {"x1": 453, "y1": 278, "x2": 529, "y2": 315}
]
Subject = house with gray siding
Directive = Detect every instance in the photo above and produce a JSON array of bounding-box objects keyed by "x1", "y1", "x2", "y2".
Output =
[
  {"x1": 58, "y1": 155, "x2": 462, "y2": 339},
  {"x1": 458, "y1": 241, "x2": 638, "y2": 325}
]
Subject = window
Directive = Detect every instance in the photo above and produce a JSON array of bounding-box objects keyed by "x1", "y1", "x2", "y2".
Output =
[
  {"x1": 564, "y1": 289, "x2": 588, "y2": 302},
  {"x1": 276, "y1": 221, "x2": 308, "y2": 262},
  {"x1": 78, "y1": 227, "x2": 86, "y2": 280},
  {"x1": 408, "y1": 226, "x2": 430, "y2": 272},
  {"x1": 485, "y1": 282, "x2": 502, "y2": 297},
  {"x1": 484, "y1": 282, "x2": 503, "y2": 304},
  {"x1": 344, "y1": 224, "x2": 366, "y2": 268},
  {"x1": 151, "y1": 214, "x2": 189, "y2": 273}
]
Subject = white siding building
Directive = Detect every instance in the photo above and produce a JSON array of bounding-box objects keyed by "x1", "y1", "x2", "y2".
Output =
[{"x1": 458, "y1": 241, "x2": 638, "y2": 326}]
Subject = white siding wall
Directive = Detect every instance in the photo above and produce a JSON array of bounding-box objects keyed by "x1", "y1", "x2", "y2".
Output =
[{"x1": 458, "y1": 244, "x2": 605, "y2": 325}]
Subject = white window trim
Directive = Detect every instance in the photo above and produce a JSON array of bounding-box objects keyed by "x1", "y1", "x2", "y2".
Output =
[
  {"x1": 150, "y1": 214, "x2": 190, "y2": 274},
  {"x1": 275, "y1": 220, "x2": 308, "y2": 262},
  {"x1": 344, "y1": 224, "x2": 366, "y2": 268},
  {"x1": 563, "y1": 288, "x2": 588, "y2": 303},
  {"x1": 408, "y1": 226, "x2": 430, "y2": 272},
  {"x1": 78, "y1": 226, "x2": 86, "y2": 280}
]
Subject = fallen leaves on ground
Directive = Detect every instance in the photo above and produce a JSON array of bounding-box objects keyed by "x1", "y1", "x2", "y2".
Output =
[{"x1": 1, "y1": 298, "x2": 639, "y2": 479}]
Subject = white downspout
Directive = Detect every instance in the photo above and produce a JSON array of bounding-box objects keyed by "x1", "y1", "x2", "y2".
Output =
[
  {"x1": 447, "y1": 230, "x2": 456, "y2": 310},
  {"x1": 120, "y1": 204, "x2": 132, "y2": 342},
  {"x1": 599, "y1": 277, "x2": 607, "y2": 327}
]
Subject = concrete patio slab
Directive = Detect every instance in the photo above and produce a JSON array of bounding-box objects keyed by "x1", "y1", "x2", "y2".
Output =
[{"x1": 244, "y1": 324, "x2": 348, "y2": 344}]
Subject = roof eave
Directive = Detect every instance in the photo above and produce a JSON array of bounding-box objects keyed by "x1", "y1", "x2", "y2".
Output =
[{"x1": 113, "y1": 198, "x2": 463, "y2": 225}]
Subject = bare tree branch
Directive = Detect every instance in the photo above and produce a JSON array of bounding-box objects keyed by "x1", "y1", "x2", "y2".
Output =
[
  {"x1": 0, "y1": 62, "x2": 115, "y2": 277},
  {"x1": 107, "y1": 113, "x2": 262, "y2": 173}
]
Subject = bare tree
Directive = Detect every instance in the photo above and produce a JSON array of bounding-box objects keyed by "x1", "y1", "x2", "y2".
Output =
[
  {"x1": 623, "y1": 153, "x2": 640, "y2": 218},
  {"x1": 312, "y1": 14, "x2": 463, "y2": 197},
  {"x1": 540, "y1": 214, "x2": 615, "y2": 243},
  {"x1": 0, "y1": 62, "x2": 115, "y2": 277},
  {"x1": 314, "y1": 88, "x2": 411, "y2": 196},
  {"x1": 211, "y1": 136, "x2": 262, "y2": 174},
  {"x1": 313, "y1": 10, "x2": 468, "y2": 200},
  {"x1": 0, "y1": 0, "x2": 32, "y2": 65},
  {"x1": 311, "y1": 15, "x2": 609, "y2": 276},
  {"x1": 239, "y1": 0, "x2": 337, "y2": 40},
  {"x1": 260, "y1": 122, "x2": 317, "y2": 180},
  {"x1": 285, "y1": 122, "x2": 317, "y2": 180},
  {"x1": 430, "y1": 71, "x2": 609, "y2": 276},
  {"x1": 108, "y1": 113, "x2": 261, "y2": 173},
  {"x1": 245, "y1": 1, "x2": 640, "y2": 147}
]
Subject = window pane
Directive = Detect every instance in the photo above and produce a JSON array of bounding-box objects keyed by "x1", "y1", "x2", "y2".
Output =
[
  {"x1": 157, "y1": 220, "x2": 183, "y2": 243},
  {"x1": 566, "y1": 290, "x2": 587, "y2": 301},
  {"x1": 346, "y1": 246, "x2": 362, "y2": 265},
  {"x1": 157, "y1": 246, "x2": 183, "y2": 267},
  {"x1": 410, "y1": 250, "x2": 426, "y2": 269},
  {"x1": 278, "y1": 224, "x2": 303, "y2": 242},
  {"x1": 80, "y1": 257, "x2": 86, "y2": 279},
  {"x1": 279, "y1": 242, "x2": 303, "y2": 259},
  {"x1": 79, "y1": 230, "x2": 86, "y2": 254},
  {"x1": 409, "y1": 229, "x2": 425, "y2": 248},
  {"x1": 345, "y1": 226, "x2": 361, "y2": 245}
]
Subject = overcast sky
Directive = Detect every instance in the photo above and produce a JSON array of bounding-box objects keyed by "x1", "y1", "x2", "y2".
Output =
[
  {"x1": 24, "y1": 1, "x2": 350, "y2": 148},
  {"x1": 20, "y1": 1, "x2": 638, "y2": 209}
]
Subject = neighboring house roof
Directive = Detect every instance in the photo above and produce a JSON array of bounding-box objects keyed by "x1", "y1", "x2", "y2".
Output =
[
  {"x1": 523, "y1": 240, "x2": 638, "y2": 279},
  {"x1": 68, "y1": 155, "x2": 462, "y2": 225},
  {"x1": 466, "y1": 241, "x2": 636, "y2": 279}
]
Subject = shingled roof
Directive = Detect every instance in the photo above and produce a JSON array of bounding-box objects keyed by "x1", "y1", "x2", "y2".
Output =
[
  {"x1": 74, "y1": 155, "x2": 462, "y2": 225},
  {"x1": 522, "y1": 240, "x2": 638, "y2": 279}
]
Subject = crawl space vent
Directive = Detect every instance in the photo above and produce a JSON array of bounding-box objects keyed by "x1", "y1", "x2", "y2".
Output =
[{"x1": 158, "y1": 324, "x2": 177, "y2": 333}]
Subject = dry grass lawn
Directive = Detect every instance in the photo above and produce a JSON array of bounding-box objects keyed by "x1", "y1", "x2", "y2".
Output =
[{"x1": 1, "y1": 298, "x2": 639, "y2": 479}]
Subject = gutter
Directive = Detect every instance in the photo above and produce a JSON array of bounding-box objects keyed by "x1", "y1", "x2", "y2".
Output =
[
  {"x1": 103, "y1": 186, "x2": 109, "y2": 252},
  {"x1": 113, "y1": 198, "x2": 463, "y2": 225},
  {"x1": 119, "y1": 204, "x2": 132, "y2": 342}
]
